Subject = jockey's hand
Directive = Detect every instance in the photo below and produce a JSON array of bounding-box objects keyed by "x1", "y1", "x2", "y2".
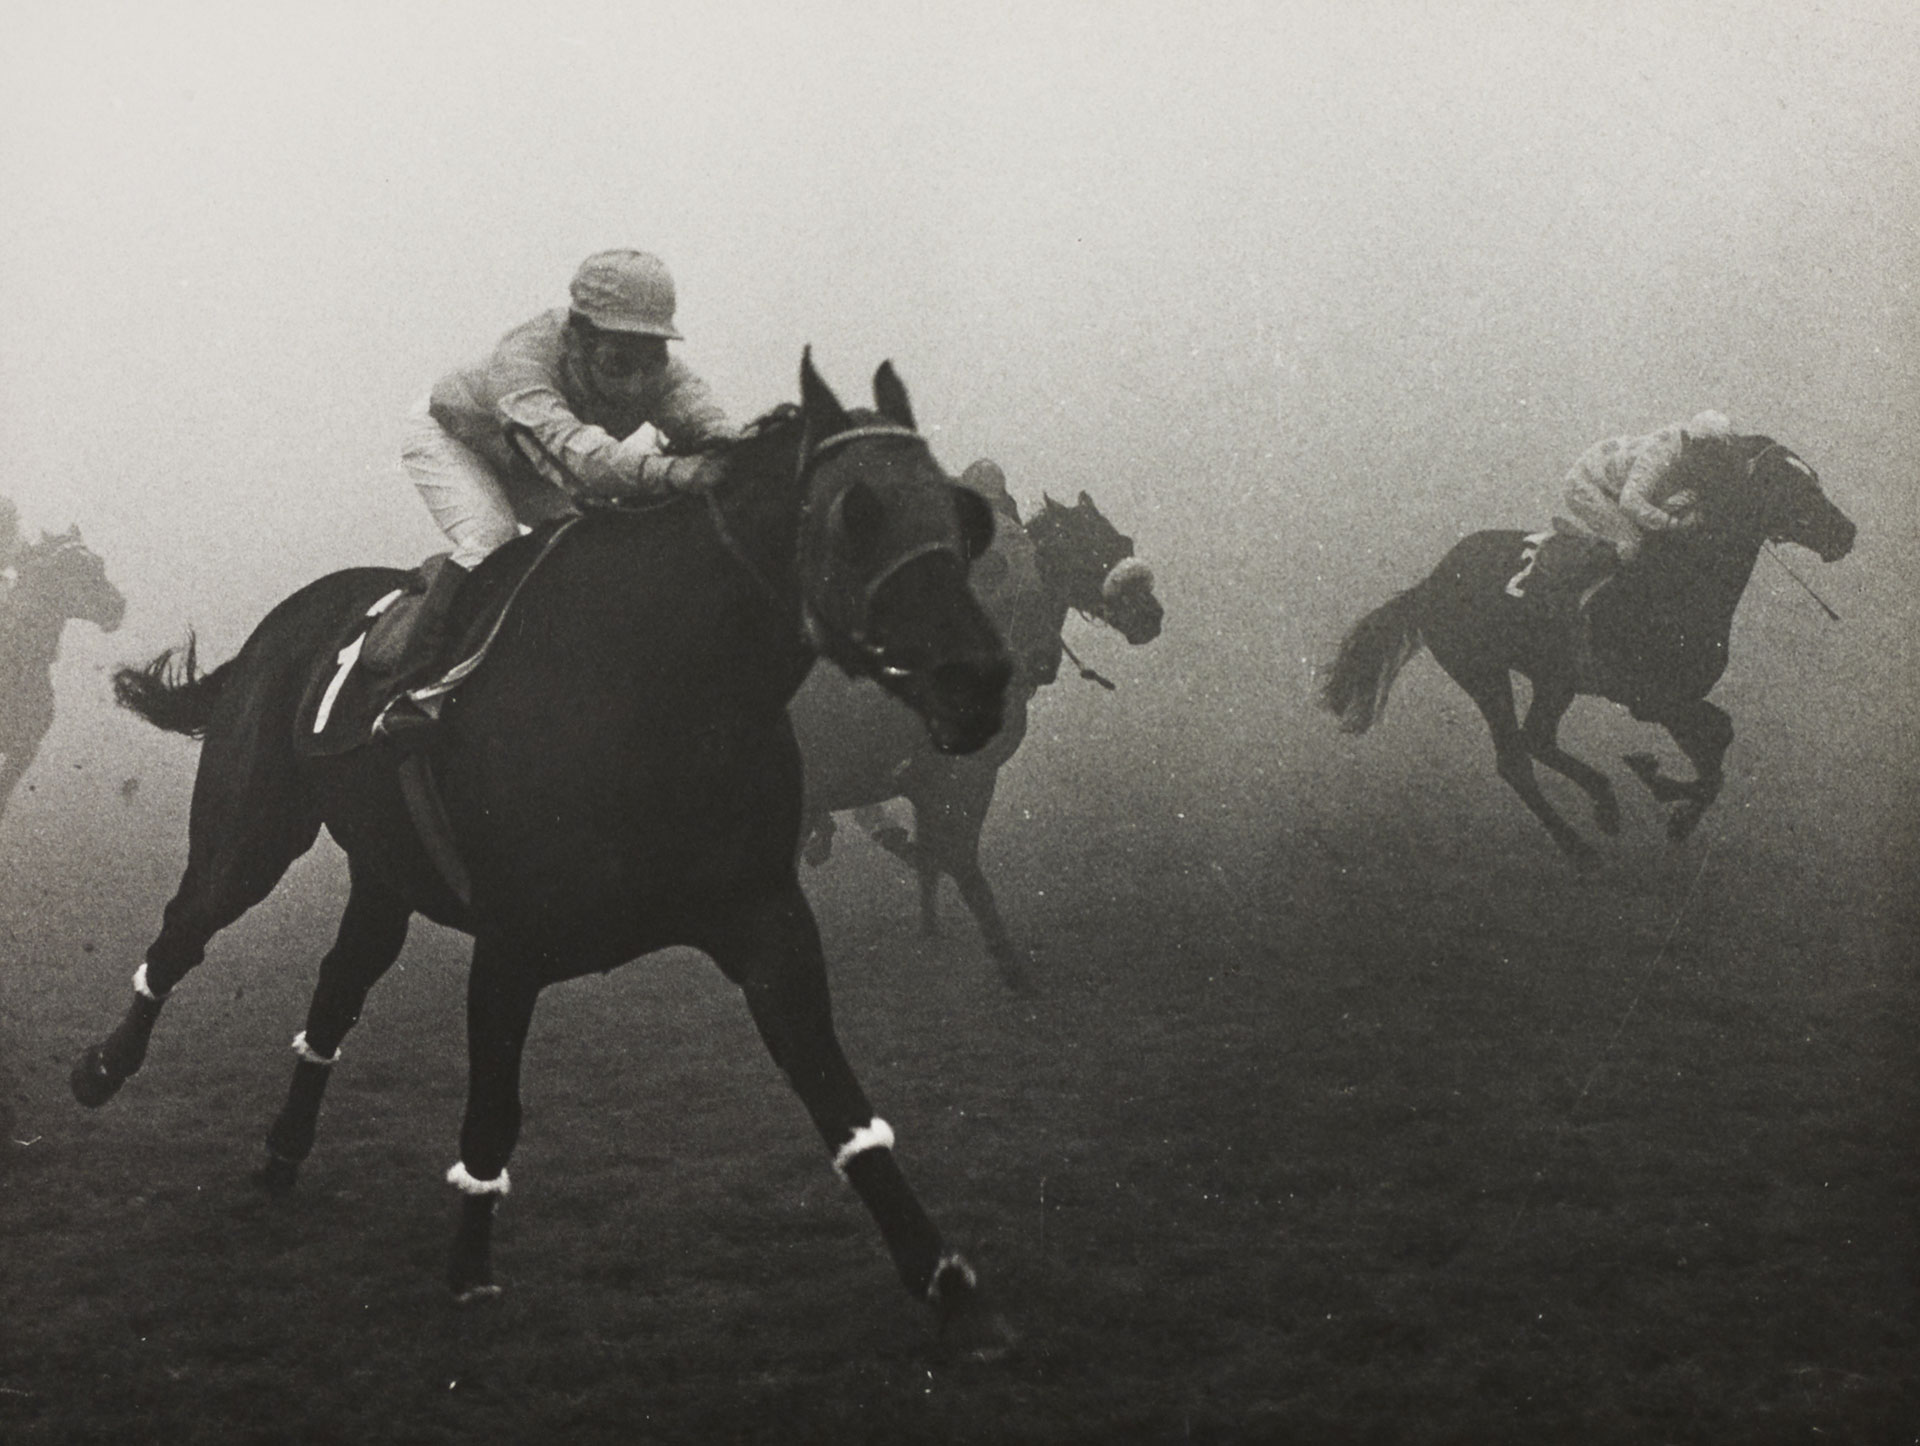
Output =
[
  {"x1": 635, "y1": 453, "x2": 726, "y2": 496},
  {"x1": 1664, "y1": 488, "x2": 1701, "y2": 529}
]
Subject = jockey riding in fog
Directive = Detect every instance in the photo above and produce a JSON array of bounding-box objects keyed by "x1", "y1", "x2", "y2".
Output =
[
  {"x1": 379, "y1": 248, "x2": 738, "y2": 735},
  {"x1": 1536, "y1": 409, "x2": 1732, "y2": 591}
]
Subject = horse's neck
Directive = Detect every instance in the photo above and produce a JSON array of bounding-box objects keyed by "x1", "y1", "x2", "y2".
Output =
[{"x1": 1644, "y1": 526, "x2": 1763, "y2": 627}]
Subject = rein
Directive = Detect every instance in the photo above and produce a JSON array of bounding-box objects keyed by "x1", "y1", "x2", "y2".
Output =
[
  {"x1": 1059, "y1": 635, "x2": 1116, "y2": 691},
  {"x1": 1745, "y1": 443, "x2": 1843, "y2": 623},
  {"x1": 1763, "y1": 544, "x2": 1842, "y2": 622}
]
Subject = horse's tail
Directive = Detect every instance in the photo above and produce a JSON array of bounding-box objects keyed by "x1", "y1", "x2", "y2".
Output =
[
  {"x1": 113, "y1": 634, "x2": 230, "y2": 739},
  {"x1": 1318, "y1": 589, "x2": 1426, "y2": 734}
]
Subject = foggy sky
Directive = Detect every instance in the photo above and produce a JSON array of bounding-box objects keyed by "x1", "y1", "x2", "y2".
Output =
[{"x1": 2, "y1": 0, "x2": 1914, "y2": 891}]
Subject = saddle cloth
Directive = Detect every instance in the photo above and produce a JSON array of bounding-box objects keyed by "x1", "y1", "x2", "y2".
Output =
[
  {"x1": 1503, "y1": 527, "x2": 1621, "y2": 693},
  {"x1": 294, "y1": 520, "x2": 576, "y2": 758}
]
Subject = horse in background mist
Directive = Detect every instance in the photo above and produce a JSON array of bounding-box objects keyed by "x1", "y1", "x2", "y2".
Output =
[
  {"x1": 0, "y1": 526, "x2": 127, "y2": 821},
  {"x1": 1320, "y1": 438, "x2": 1854, "y2": 862},
  {"x1": 791, "y1": 488, "x2": 1162, "y2": 988}
]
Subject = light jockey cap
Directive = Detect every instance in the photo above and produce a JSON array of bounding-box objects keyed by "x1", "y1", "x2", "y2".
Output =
[
  {"x1": 1687, "y1": 409, "x2": 1732, "y2": 439},
  {"x1": 569, "y1": 249, "x2": 684, "y2": 339}
]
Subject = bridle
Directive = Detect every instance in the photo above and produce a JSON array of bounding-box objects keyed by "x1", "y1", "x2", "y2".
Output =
[
  {"x1": 796, "y1": 421, "x2": 970, "y2": 682},
  {"x1": 506, "y1": 418, "x2": 968, "y2": 684}
]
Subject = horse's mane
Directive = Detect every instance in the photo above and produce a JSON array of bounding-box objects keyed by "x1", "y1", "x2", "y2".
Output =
[{"x1": 661, "y1": 403, "x2": 802, "y2": 458}]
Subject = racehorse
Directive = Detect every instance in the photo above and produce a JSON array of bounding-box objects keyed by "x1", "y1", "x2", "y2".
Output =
[
  {"x1": 1319, "y1": 437, "x2": 1855, "y2": 862},
  {"x1": 71, "y1": 353, "x2": 1017, "y2": 1349},
  {"x1": 0, "y1": 526, "x2": 127, "y2": 821},
  {"x1": 791, "y1": 490, "x2": 1162, "y2": 987}
]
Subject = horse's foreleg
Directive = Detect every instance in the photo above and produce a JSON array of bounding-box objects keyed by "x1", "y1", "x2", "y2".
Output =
[
  {"x1": 1627, "y1": 698, "x2": 1733, "y2": 840},
  {"x1": 708, "y1": 885, "x2": 1011, "y2": 1357},
  {"x1": 1522, "y1": 677, "x2": 1619, "y2": 836},
  {"x1": 1457, "y1": 668, "x2": 1597, "y2": 866},
  {"x1": 444, "y1": 941, "x2": 542, "y2": 1303},
  {"x1": 257, "y1": 871, "x2": 412, "y2": 1195}
]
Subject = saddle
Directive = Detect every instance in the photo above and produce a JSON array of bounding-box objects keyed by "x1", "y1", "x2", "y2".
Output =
[
  {"x1": 294, "y1": 520, "x2": 577, "y2": 759},
  {"x1": 1503, "y1": 526, "x2": 1620, "y2": 692}
]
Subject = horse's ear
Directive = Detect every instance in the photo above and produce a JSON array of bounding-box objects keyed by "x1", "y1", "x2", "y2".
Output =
[
  {"x1": 1077, "y1": 490, "x2": 1094, "y2": 510},
  {"x1": 799, "y1": 347, "x2": 851, "y2": 462},
  {"x1": 1041, "y1": 492, "x2": 1060, "y2": 513},
  {"x1": 954, "y1": 483, "x2": 995, "y2": 562},
  {"x1": 872, "y1": 361, "x2": 916, "y2": 431}
]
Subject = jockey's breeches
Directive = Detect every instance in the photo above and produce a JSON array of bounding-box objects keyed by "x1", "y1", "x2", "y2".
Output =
[{"x1": 400, "y1": 397, "x2": 586, "y2": 570}]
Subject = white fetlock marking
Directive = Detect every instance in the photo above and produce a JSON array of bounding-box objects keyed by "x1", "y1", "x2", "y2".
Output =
[
  {"x1": 832, "y1": 1117, "x2": 895, "y2": 1178},
  {"x1": 445, "y1": 1161, "x2": 511, "y2": 1197},
  {"x1": 133, "y1": 963, "x2": 169, "y2": 1002},
  {"x1": 926, "y1": 1251, "x2": 977, "y2": 1304},
  {"x1": 290, "y1": 1032, "x2": 340, "y2": 1067}
]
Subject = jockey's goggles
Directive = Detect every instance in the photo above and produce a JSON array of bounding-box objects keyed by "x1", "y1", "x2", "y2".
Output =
[{"x1": 574, "y1": 318, "x2": 665, "y2": 378}]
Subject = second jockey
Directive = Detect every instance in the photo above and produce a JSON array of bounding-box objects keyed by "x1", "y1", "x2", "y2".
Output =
[
  {"x1": 1535, "y1": 409, "x2": 1732, "y2": 594},
  {"x1": 379, "y1": 248, "x2": 737, "y2": 734}
]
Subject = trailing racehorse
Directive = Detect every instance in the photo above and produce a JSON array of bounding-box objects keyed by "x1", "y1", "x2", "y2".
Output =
[
  {"x1": 1319, "y1": 437, "x2": 1854, "y2": 862},
  {"x1": 0, "y1": 527, "x2": 127, "y2": 821},
  {"x1": 791, "y1": 489, "x2": 1162, "y2": 987},
  {"x1": 72, "y1": 354, "x2": 1017, "y2": 1351}
]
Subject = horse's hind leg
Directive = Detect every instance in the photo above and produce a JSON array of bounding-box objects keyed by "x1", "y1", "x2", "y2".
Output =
[
  {"x1": 705, "y1": 884, "x2": 1012, "y2": 1358},
  {"x1": 72, "y1": 721, "x2": 321, "y2": 1108},
  {"x1": 1522, "y1": 676, "x2": 1619, "y2": 836},
  {"x1": 256, "y1": 868, "x2": 412, "y2": 1194},
  {"x1": 911, "y1": 772, "x2": 1028, "y2": 991},
  {"x1": 1625, "y1": 697, "x2": 1733, "y2": 840},
  {"x1": 1452, "y1": 666, "x2": 1597, "y2": 865}
]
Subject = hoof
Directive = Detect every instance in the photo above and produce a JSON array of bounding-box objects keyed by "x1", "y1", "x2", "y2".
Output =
[
  {"x1": 991, "y1": 951, "x2": 1035, "y2": 996},
  {"x1": 252, "y1": 1154, "x2": 301, "y2": 1197},
  {"x1": 1667, "y1": 802, "x2": 1707, "y2": 842},
  {"x1": 931, "y1": 1257, "x2": 1016, "y2": 1364},
  {"x1": 70, "y1": 1048, "x2": 123, "y2": 1109},
  {"x1": 451, "y1": 1283, "x2": 503, "y2": 1309}
]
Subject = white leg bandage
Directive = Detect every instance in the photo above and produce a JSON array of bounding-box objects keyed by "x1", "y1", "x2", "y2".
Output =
[
  {"x1": 133, "y1": 963, "x2": 169, "y2": 1002},
  {"x1": 832, "y1": 1117, "x2": 895, "y2": 1178},
  {"x1": 445, "y1": 1161, "x2": 511, "y2": 1197},
  {"x1": 290, "y1": 1032, "x2": 340, "y2": 1067},
  {"x1": 926, "y1": 1251, "x2": 978, "y2": 1304}
]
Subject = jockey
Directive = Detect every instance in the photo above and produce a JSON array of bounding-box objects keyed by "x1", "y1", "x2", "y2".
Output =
[
  {"x1": 380, "y1": 249, "x2": 737, "y2": 730},
  {"x1": 1538, "y1": 410, "x2": 1732, "y2": 592},
  {"x1": 955, "y1": 461, "x2": 1056, "y2": 687}
]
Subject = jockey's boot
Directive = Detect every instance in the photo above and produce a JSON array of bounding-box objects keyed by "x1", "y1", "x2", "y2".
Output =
[{"x1": 373, "y1": 559, "x2": 469, "y2": 742}]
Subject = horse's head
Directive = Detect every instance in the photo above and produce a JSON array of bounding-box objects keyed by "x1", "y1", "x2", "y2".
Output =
[
  {"x1": 1029, "y1": 491, "x2": 1164, "y2": 645},
  {"x1": 1724, "y1": 441, "x2": 1856, "y2": 563},
  {"x1": 794, "y1": 351, "x2": 1010, "y2": 755},
  {"x1": 17, "y1": 526, "x2": 126, "y2": 632}
]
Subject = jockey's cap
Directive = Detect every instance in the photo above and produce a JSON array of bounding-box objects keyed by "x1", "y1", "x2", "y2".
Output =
[
  {"x1": 570, "y1": 249, "x2": 683, "y2": 339},
  {"x1": 959, "y1": 460, "x2": 1010, "y2": 499},
  {"x1": 1687, "y1": 409, "x2": 1732, "y2": 439}
]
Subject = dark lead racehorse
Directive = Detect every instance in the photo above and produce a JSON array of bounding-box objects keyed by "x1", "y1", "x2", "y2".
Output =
[
  {"x1": 72, "y1": 354, "x2": 1017, "y2": 1348},
  {"x1": 1320, "y1": 436, "x2": 1855, "y2": 861},
  {"x1": 0, "y1": 527, "x2": 127, "y2": 821},
  {"x1": 792, "y1": 490, "x2": 1162, "y2": 986}
]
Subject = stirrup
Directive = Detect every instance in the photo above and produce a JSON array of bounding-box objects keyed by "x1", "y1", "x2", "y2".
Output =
[{"x1": 373, "y1": 689, "x2": 444, "y2": 740}]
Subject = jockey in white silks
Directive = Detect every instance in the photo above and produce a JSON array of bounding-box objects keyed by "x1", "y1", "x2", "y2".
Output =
[
  {"x1": 1555, "y1": 410, "x2": 1733, "y2": 564},
  {"x1": 380, "y1": 249, "x2": 737, "y2": 735}
]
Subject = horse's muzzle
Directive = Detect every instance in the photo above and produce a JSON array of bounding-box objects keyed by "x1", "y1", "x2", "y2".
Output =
[{"x1": 921, "y1": 658, "x2": 1011, "y2": 755}]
